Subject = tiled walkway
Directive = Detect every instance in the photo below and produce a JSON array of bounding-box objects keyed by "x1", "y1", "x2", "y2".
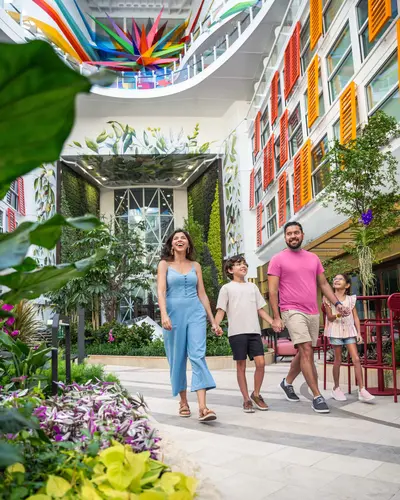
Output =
[{"x1": 106, "y1": 363, "x2": 400, "y2": 500}]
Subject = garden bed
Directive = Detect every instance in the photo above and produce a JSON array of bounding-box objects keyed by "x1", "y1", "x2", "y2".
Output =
[{"x1": 86, "y1": 349, "x2": 275, "y2": 369}]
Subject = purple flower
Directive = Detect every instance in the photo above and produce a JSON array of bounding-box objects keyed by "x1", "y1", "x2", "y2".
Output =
[
  {"x1": 1, "y1": 304, "x2": 14, "y2": 312},
  {"x1": 33, "y1": 345, "x2": 39, "y2": 350},
  {"x1": 54, "y1": 434, "x2": 63, "y2": 442},
  {"x1": 108, "y1": 329, "x2": 115, "y2": 343},
  {"x1": 10, "y1": 330, "x2": 19, "y2": 337},
  {"x1": 11, "y1": 376, "x2": 27, "y2": 383},
  {"x1": 360, "y1": 209, "x2": 373, "y2": 226},
  {"x1": 5, "y1": 317, "x2": 15, "y2": 327}
]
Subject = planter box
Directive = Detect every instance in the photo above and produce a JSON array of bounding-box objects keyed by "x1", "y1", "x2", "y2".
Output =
[
  {"x1": 316, "y1": 361, "x2": 400, "y2": 389},
  {"x1": 87, "y1": 349, "x2": 275, "y2": 370}
]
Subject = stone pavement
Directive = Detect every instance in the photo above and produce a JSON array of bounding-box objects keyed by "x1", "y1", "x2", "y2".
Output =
[{"x1": 105, "y1": 362, "x2": 400, "y2": 500}]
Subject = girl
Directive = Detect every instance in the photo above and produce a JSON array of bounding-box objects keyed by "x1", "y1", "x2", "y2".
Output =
[
  {"x1": 157, "y1": 229, "x2": 222, "y2": 422},
  {"x1": 323, "y1": 274, "x2": 375, "y2": 403}
]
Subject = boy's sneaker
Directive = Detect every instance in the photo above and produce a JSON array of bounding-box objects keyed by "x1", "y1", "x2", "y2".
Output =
[
  {"x1": 312, "y1": 395, "x2": 330, "y2": 414},
  {"x1": 331, "y1": 387, "x2": 347, "y2": 401},
  {"x1": 358, "y1": 388, "x2": 375, "y2": 403},
  {"x1": 250, "y1": 392, "x2": 269, "y2": 411},
  {"x1": 243, "y1": 400, "x2": 255, "y2": 413},
  {"x1": 280, "y1": 378, "x2": 300, "y2": 402}
]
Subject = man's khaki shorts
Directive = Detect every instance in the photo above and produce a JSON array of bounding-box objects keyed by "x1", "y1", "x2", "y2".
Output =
[{"x1": 281, "y1": 310, "x2": 320, "y2": 347}]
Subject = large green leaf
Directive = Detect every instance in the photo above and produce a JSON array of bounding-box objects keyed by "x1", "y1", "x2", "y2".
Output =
[
  {"x1": 0, "y1": 214, "x2": 101, "y2": 271},
  {"x1": 0, "y1": 442, "x2": 23, "y2": 468},
  {"x1": 0, "y1": 40, "x2": 91, "y2": 198},
  {"x1": 0, "y1": 250, "x2": 106, "y2": 304}
]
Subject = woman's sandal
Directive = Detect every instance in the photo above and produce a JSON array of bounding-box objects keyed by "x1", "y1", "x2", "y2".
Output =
[
  {"x1": 179, "y1": 402, "x2": 191, "y2": 418},
  {"x1": 198, "y1": 407, "x2": 217, "y2": 422}
]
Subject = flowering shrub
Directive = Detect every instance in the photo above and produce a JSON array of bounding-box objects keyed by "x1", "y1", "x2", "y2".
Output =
[
  {"x1": 32, "y1": 381, "x2": 161, "y2": 458},
  {"x1": 1, "y1": 443, "x2": 197, "y2": 499}
]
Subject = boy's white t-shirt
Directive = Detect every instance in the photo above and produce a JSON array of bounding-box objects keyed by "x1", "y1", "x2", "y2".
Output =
[{"x1": 216, "y1": 281, "x2": 266, "y2": 337}]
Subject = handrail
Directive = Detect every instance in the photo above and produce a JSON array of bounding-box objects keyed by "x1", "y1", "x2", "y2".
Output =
[{"x1": 14, "y1": 0, "x2": 266, "y2": 91}]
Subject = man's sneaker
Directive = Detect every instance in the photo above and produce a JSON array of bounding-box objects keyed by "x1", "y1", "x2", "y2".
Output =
[
  {"x1": 280, "y1": 378, "x2": 300, "y2": 402},
  {"x1": 251, "y1": 392, "x2": 269, "y2": 411},
  {"x1": 358, "y1": 388, "x2": 375, "y2": 403},
  {"x1": 312, "y1": 395, "x2": 330, "y2": 413},
  {"x1": 331, "y1": 387, "x2": 347, "y2": 401},
  {"x1": 243, "y1": 400, "x2": 255, "y2": 413}
]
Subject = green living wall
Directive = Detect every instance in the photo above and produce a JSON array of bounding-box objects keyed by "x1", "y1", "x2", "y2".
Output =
[
  {"x1": 186, "y1": 161, "x2": 224, "y2": 306},
  {"x1": 59, "y1": 164, "x2": 100, "y2": 263}
]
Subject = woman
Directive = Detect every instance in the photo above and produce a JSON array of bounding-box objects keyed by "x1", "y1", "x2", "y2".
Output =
[{"x1": 157, "y1": 229, "x2": 221, "y2": 422}]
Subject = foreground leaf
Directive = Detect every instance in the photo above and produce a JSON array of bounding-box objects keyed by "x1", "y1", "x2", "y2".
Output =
[
  {"x1": 0, "y1": 40, "x2": 91, "y2": 198},
  {"x1": 0, "y1": 214, "x2": 101, "y2": 271},
  {"x1": 0, "y1": 249, "x2": 106, "y2": 304},
  {"x1": 46, "y1": 475, "x2": 71, "y2": 498},
  {"x1": 0, "y1": 442, "x2": 23, "y2": 468}
]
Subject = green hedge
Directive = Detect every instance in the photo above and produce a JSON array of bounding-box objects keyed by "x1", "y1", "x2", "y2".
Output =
[{"x1": 60, "y1": 165, "x2": 100, "y2": 263}]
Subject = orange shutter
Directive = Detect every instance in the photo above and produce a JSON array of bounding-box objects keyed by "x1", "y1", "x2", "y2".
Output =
[
  {"x1": 300, "y1": 139, "x2": 312, "y2": 206},
  {"x1": 17, "y1": 177, "x2": 26, "y2": 216},
  {"x1": 310, "y1": 0, "x2": 323, "y2": 50},
  {"x1": 397, "y1": 20, "x2": 400, "y2": 89},
  {"x1": 278, "y1": 172, "x2": 287, "y2": 228},
  {"x1": 256, "y1": 203, "x2": 263, "y2": 247},
  {"x1": 263, "y1": 134, "x2": 275, "y2": 189},
  {"x1": 7, "y1": 208, "x2": 16, "y2": 232},
  {"x1": 368, "y1": 0, "x2": 391, "y2": 42},
  {"x1": 307, "y1": 55, "x2": 319, "y2": 128},
  {"x1": 293, "y1": 153, "x2": 302, "y2": 213},
  {"x1": 280, "y1": 110, "x2": 289, "y2": 167},
  {"x1": 270, "y1": 72, "x2": 279, "y2": 125},
  {"x1": 253, "y1": 111, "x2": 261, "y2": 156},
  {"x1": 340, "y1": 81, "x2": 356, "y2": 145},
  {"x1": 284, "y1": 22, "x2": 301, "y2": 99},
  {"x1": 249, "y1": 169, "x2": 255, "y2": 209}
]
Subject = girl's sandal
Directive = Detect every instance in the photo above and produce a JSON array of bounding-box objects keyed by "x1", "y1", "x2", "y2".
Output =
[
  {"x1": 198, "y1": 407, "x2": 217, "y2": 422},
  {"x1": 179, "y1": 403, "x2": 191, "y2": 418}
]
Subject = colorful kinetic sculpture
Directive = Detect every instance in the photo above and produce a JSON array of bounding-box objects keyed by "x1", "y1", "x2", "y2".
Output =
[{"x1": 31, "y1": 0, "x2": 206, "y2": 71}]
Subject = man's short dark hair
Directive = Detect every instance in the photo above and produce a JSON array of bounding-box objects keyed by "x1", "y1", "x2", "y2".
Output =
[
  {"x1": 224, "y1": 255, "x2": 248, "y2": 279},
  {"x1": 284, "y1": 221, "x2": 303, "y2": 234}
]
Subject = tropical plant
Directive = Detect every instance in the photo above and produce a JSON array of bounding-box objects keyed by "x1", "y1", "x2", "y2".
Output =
[
  {"x1": 84, "y1": 338, "x2": 166, "y2": 357},
  {"x1": 89, "y1": 320, "x2": 154, "y2": 347},
  {"x1": 322, "y1": 258, "x2": 355, "y2": 283},
  {"x1": 207, "y1": 182, "x2": 224, "y2": 283},
  {"x1": 322, "y1": 111, "x2": 400, "y2": 292},
  {"x1": 0, "y1": 443, "x2": 197, "y2": 499},
  {"x1": 48, "y1": 219, "x2": 152, "y2": 324},
  {"x1": 0, "y1": 331, "x2": 51, "y2": 391},
  {"x1": 0, "y1": 300, "x2": 44, "y2": 345},
  {"x1": 41, "y1": 361, "x2": 119, "y2": 390}
]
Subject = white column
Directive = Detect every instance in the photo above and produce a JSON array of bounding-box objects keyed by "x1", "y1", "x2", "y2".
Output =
[{"x1": 173, "y1": 189, "x2": 188, "y2": 229}]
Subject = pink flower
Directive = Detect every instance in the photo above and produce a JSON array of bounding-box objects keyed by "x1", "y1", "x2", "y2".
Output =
[
  {"x1": 108, "y1": 329, "x2": 115, "y2": 343},
  {"x1": 10, "y1": 330, "x2": 19, "y2": 337},
  {"x1": 33, "y1": 345, "x2": 39, "y2": 350},
  {"x1": 1, "y1": 304, "x2": 14, "y2": 312},
  {"x1": 5, "y1": 317, "x2": 15, "y2": 326}
]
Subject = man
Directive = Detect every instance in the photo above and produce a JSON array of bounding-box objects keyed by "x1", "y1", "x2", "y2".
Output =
[{"x1": 268, "y1": 221, "x2": 348, "y2": 414}]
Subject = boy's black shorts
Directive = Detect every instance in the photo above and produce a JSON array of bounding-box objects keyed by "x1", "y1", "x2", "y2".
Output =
[{"x1": 228, "y1": 334, "x2": 264, "y2": 361}]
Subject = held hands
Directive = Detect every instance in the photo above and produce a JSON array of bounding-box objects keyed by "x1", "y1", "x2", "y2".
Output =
[
  {"x1": 212, "y1": 323, "x2": 224, "y2": 336},
  {"x1": 272, "y1": 317, "x2": 284, "y2": 333},
  {"x1": 161, "y1": 315, "x2": 172, "y2": 331},
  {"x1": 336, "y1": 304, "x2": 351, "y2": 317}
]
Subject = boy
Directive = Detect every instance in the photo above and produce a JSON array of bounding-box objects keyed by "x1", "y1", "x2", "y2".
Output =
[{"x1": 215, "y1": 255, "x2": 274, "y2": 413}]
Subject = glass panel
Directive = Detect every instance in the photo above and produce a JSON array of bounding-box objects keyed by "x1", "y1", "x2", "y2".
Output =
[
  {"x1": 376, "y1": 88, "x2": 400, "y2": 121},
  {"x1": 330, "y1": 52, "x2": 354, "y2": 101},
  {"x1": 358, "y1": 0, "x2": 397, "y2": 59},
  {"x1": 333, "y1": 119, "x2": 340, "y2": 139},
  {"x1": 145, "y1": 188, "x2": 159, "y2": 214},
  {"x1": 160, "y1": 216, "x2": 174, "y2": 241},
  {"x1": 324, "y1": 0, "x2": 344, "y2": 31},
  {"x1": 274, "y1": 137, "x2": 281, "y2": 172},
  {"x1": 267, "y1": 198, "x2": 276, "y2": 218},
  {"x1": 366, "y1": 53, "x2": 397, "y2": 111},
  {"x1": 312, "y1": 136, "x2": 328, "y2": 171},
  {"x1": 285, "y1": 180, "x2": 291, "y2": 221},
  {"x1": 288, "y1": 106, "x2": 301, "y2": 136},
  {"x1": 327, "y1": 24, "x2": 351, "y2": 76},
  {"x1": 290, "y1": 127, "x2": 303, "y2": 156},
  {"x1": 357, "y1": 0, "x2": 368, "y2": 27},
  {"x1": 313, "y1": 164, "x2": 331, "y2": 196},
  {"x1": 160, "y1": 189, "x2": 173, "y2": 215},
  {"x1": 382, "y1": 268, "x2": 399, "y2": 295},
  {"x1": 300, "y1": 17, "x2": 310, "y2": 52},
  {"x1": 114, "y1": 190, "x2": 128, "y2": 217},
  {"x1": 302, "y1": 43, "x2": 317, "y2": 73},
  {"x1": 145, "y1": 216, "x2": 160, "y2": 244}
]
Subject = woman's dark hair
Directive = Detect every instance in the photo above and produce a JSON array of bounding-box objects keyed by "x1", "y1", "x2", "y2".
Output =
[
  {"x1": 224, "y1": 255, "x2": 248, "y2": 280},
  {"x1": 160, "y1": 229, "x2": 196, "y2": 261},
  {"x1": 333, "y1": 273, "x2": 352, "y2": 295}
]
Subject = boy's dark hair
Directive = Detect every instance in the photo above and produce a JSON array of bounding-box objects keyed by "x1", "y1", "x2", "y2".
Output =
[
  {"x1": 225, "y1": 255, "x2": 248, "y2": 280},
  {"x1": 284, "y1": 221, "x2": 303, "y2": 234}
]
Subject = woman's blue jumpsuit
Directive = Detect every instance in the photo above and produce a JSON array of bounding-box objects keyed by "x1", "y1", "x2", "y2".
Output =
[{"x1": 163, "y1": 265, "x2": 216, "y2": 397}]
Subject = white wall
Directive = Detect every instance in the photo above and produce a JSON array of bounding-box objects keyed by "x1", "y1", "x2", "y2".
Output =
[{"x1": 173, "y1": 189, "x2": 188, "y2": 228}]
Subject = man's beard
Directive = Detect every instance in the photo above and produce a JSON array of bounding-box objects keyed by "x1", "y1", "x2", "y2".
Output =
[{"x1": 286, "y1": 239, "x2": 302, "y2": 250}]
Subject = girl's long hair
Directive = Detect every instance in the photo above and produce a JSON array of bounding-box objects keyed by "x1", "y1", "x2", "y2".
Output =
[
  {"x1": 160, "y1": 229, "x2": 196, "y2": 262},
  {"x1": 333, "y1": 274, "x2": 352, "y2": 295}
]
